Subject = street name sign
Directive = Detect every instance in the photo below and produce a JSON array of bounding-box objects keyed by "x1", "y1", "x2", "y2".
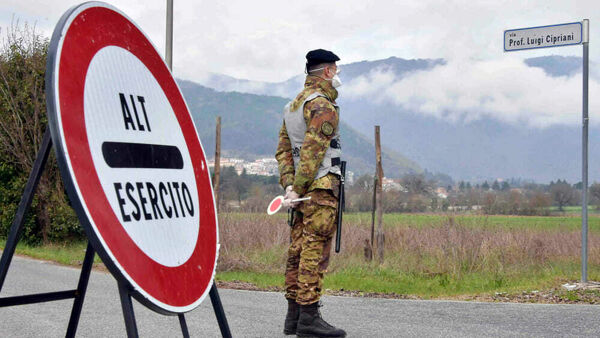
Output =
[
  {"x1": 45, "y1": 2, "x2": 218, "y2": 314},
  {"x1": 502, "y1": 19, "x2": 592, "y2": 283},
  {"x1": 504, "y1": 22, "x2": 582, "y2": 52}
]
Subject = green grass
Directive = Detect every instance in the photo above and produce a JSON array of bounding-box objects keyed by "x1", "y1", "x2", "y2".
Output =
[
  {"x1": 216, "y1": 262, "x2": 599, "y2": 299},
  {"x1": 217, "y1": 271, "x2": 283, "y2": 289},
  {"x1": 344, "y1": 212, "x2": 600, "y2": 232},
  {"x1": 4, "y1": 212, "x2": 600, "y2": 299},
  {"x1": 229, "y1": 211, "x2": 600, "y2": 232},
  {"x1": 548, "y1": 205, "x2": 600, "y2": 215},
  {"x1": 0, "y1": 239, "x2": 102, "y2": 265}
]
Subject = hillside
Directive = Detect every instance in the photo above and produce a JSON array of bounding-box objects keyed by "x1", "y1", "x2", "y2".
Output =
[
  {"x1": 177, "y1": 79, "x2": 421, "y2": 178},
  {"x1": 191, "y1": 55, "x2": 600, "y2": 182}
]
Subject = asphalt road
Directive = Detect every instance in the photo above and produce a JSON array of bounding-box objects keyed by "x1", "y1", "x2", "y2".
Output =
[{"x1": 1, "y1": 255, "x2": 600, "y2": 337}]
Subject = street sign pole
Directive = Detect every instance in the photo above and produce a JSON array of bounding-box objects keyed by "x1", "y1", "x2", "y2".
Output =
[
  {"x1": 582, "y1": 19, "x2": 590, "y2": 283},
  {"x1": 166, "y1": 0, "x2": 173, "y2": 71},
  {"x1": 504, "y1": 19, "x2": 590, "y2": 283}
]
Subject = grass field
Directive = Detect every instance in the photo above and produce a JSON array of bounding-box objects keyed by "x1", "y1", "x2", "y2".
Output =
[
  {"x1": 217, "y1": 212, "x2": 600, "y2": 298},
  {"x1": 3, "y1": 212, "x2": 600, "y2": 300},
  {"x1": 344, "y1": 212, "x2": 600, "y2": 232}
]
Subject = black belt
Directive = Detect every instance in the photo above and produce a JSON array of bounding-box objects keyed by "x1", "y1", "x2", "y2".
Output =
[{"x1": 331, "y1": 157, "x2": 341, "y2": 166}]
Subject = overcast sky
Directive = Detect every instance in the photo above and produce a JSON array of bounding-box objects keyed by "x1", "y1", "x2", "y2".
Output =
[
  {"x1": 2, "y1": 0, "x2": 599, "y2": 128},
  {"x1": 1, "y1": 0, "x2": 599, "y2": 82}
]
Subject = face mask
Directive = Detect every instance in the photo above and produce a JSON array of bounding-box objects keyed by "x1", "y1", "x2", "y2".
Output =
[
  {"x1": 331, "y1": 74, "x2": 342, "y2": 88},
  {"x1": 308, "y1": 66, "x2": 341, "y2": 87}
]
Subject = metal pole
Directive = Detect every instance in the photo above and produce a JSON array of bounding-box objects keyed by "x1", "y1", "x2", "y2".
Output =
[
  {"x1": 178, "y1": 314, "x2": 190, "y2": 338},
  {"x1": 209, "y1": 284, "x2": 232, "y2": 338},
  {"x1": 0, "y1": 127, "x2": 52, "y2": 291},
  {"x1": 118, "y1": 282, "x2": 139, "y2": 338},
  {"x1": 165, "y1": 0, "x2": 173, "y2": 71},
  {"x1": 582, "y1": 19, "x2": 590, "y2": 283},
  {"x1": 66, "y1": 242, "x2": 95, "y2": 338}
]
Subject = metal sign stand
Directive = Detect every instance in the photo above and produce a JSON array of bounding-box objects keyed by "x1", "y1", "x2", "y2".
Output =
[
  {"x1": 116, "y1": 280, "x2": 231, "y2": 338},
  {"x1": 0, "y1": 127, "x2": 232, "y2": 338},
  {"x1": 581, "y1": 19, "x2": 590, "y2": 283},
  {"x1": 0, "y1": 127, "x2": 94, "y2": 338}
]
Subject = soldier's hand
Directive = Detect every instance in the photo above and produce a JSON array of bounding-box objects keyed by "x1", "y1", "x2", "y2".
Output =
[
  {"x1": 284, "y1": 190, "x2": 300, "y2": 208},
  {"x1": 284, "y1": 185, "x2": 293, "y2": 198}
]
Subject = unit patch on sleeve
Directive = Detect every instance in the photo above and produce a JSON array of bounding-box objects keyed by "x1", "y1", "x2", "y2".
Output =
[{"x1": 321, "y1": 121, "x2": 334, "y2": 136}]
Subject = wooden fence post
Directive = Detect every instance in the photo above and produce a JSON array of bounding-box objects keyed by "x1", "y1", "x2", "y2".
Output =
[
  {"x1": 368, "y1": 176, "x2": 377, "y2": 262},
  {"x1": 375, "y1": 126, "x2": 384, "y2": 264},
  {"x1": 213, "y1": 116, "x2": 221, "y2": 212}
]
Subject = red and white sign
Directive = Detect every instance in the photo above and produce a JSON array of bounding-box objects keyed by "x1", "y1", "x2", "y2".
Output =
[
  {"x1": 46, "y1": 2, "x2": 217, "y2": 314},
  {"x1": 267, "y1": 196, "x2": 284, "y2": 215}
]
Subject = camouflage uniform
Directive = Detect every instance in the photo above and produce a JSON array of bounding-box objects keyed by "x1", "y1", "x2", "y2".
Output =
[{"x1": 275, "y1": 75, "x2": 340, "y2": 305}]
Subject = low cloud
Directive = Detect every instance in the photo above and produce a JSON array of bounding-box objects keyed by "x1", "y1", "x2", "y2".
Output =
[{"x1": 345, "y1": 57, "x2": 600, "y2": 128}]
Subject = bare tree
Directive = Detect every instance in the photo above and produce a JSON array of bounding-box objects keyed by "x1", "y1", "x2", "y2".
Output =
[
  {"x1": 550, "y1": 181, "x2": 575, "y2": 212},
  {"x1": 590, "y1": 183, "x2": 600, "y2": 209},
  {"x1": 401, "y1": 174, "x2": 431, "y2": 195}
]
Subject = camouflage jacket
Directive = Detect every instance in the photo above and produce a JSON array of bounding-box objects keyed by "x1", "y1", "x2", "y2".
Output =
[{"x1": 275, "y1": 75, "x2": 340, "y2": 196}]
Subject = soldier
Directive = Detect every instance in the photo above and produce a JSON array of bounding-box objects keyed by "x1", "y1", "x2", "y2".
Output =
[{"x1": 275, "y1": 49, "x2": 346, "y2": 338}]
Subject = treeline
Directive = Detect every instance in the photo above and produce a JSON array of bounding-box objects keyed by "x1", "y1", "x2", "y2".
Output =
[
  {"x1": 346, "y1": 175, "x2": 597, "y2": 215},
  {"x1": 214, "y1": 166, "x2": 281, "y2": 212},
  {"x1": 0, "y1": 24, "x2": 82, "y2": 244}
]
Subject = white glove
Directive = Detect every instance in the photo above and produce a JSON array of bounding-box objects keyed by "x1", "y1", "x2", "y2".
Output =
[
  {"x1": 283, "y1": 190, "x2": 300, "y2": 208},
  {"x1": 284, "y1": 185, "x2": 293, "y2": 198}
]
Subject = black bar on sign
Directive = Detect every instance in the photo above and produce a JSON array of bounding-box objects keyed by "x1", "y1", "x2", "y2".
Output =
[{"x1": 102, "y1": 142, "x2": 183, "y2": 169}]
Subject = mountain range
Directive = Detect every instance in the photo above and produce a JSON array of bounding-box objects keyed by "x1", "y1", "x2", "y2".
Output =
[
  {"x1": 185, "y1": 55, "x2": 599, "y2": 183},
  {"x1": 177, "y1": 80, "x2": 421, "y2": 178}
]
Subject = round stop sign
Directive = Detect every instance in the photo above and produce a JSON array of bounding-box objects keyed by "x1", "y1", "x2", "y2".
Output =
[{"x1": 45, "y1": 2, "x2": 218, "y2": 314}]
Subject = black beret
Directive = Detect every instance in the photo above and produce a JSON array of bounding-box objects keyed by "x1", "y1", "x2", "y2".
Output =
[{"x1": 306, "y1": 49, "x2": 340, "y2": 69}]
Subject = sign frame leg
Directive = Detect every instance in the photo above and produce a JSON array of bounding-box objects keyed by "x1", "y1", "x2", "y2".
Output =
[
  {"x1": 65, "y1": 242, "x2": 95, "y2": 337},
  {"x1": 0, "y1": 126, "x2": 53, "y2": 290},
  {"x1": 118, "y1": 282, "x2": 140, "y2": 338},
  {"x1": 0, "y1": 126, "x2": 94, "y2": 336},
  {"x1": 178, "y1": 313, "x2": 190, "y2": 338},
  {"x1": 209, "y1": 284, "x2": 232, "y2": 338}
]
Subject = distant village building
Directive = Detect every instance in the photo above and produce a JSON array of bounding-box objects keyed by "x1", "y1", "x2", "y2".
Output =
[
  {"x1": 435, "y1": 187, "x2": 448, "y2": 199},
  {"x1": 382, "y1": 177, "x2": 405, "y2": 192},
  {"x1": 207, "y1": 158, "x2": 355, "y2": 182},
  {"x1": 243, "y1": 158, "x2": 279, "y2": 176},
  {"x1": 207, "y1": 157, "x2": 279, "y2": 176}
]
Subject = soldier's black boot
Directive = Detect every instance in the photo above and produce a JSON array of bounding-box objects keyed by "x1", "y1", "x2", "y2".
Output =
[
  {"x1": 284, "y1": 298, "x2": 300, "y2": 335},
  {"x1": 296, "y1": 302, "x2": 346, "y2": 338}
]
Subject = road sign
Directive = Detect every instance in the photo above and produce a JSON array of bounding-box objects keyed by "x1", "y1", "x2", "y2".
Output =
[
  {"x1": 267, "y1": 196, "x2": 311, "y2": 215},
  {"x1": 45, "y1": 2, "x2": 218, "y2": 314},
  {"x1": 504, "y1": 22, "x2": 582, "y2": 52},
  {"x1": 503, "y1": 20, "x2": 591, "y2": 283},
  {"x1": 267, "y1": 196, "x2": 284, "y2": 215}
]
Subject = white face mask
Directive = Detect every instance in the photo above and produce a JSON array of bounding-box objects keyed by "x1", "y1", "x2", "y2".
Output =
[
  {"x1": 331, "y1": 74, "x2": 342, "y2": 88},
  {"x1": 308, "y1": 65, "x2": 342, "y2": 87}
]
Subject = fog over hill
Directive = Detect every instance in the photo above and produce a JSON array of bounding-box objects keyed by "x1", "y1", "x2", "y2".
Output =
[
  {"x1": 177, "y1": 80, "x2": 421, "y2": 179},
  {"x1": 190, "y1": 55, "x2": 600, "y2": 183}
]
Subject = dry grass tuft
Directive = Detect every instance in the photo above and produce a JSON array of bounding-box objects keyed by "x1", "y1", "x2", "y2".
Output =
[{"x1": 217, "y1": 213, "x2": 600, "y2": 278}]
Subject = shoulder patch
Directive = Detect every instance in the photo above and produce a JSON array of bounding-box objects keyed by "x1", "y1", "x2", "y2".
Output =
[{"x1": 321, "y1": 121, "x2": 334, "y2": 136}]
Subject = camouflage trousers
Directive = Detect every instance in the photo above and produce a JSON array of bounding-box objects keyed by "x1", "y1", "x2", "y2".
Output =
[{"x1": 284, "y1": 189, "x2": 338, "y2": 305}]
